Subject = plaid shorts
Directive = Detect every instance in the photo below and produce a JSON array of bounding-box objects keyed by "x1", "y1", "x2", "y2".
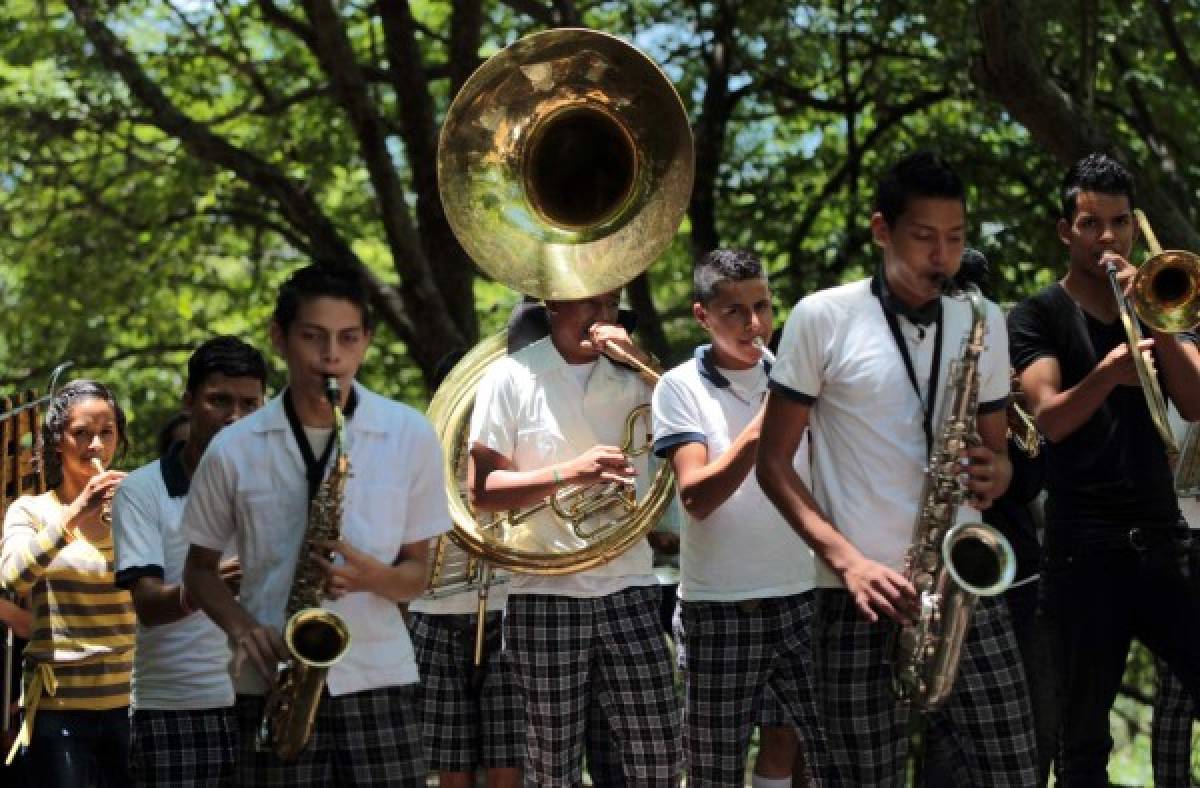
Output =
[
  {"x1": 674, "y1": 592, "x2": 830, "y2": 787},
  {"x1": 504, "y1": 585, "x2": 681, "y2": 787},
  {"x1": 130, "y1": 707, "x2": 238, "y2": 787},
  {"x1": 1153, "y1": 658, "x2": 1196, "y2": 787},
  {"x1": 410, "y1": 611, "x2": 524, "y2": 771},
  {"x1": 234, "y1": 686, "x2": 424, "y2": 786},
  {"x1": 814, "y1": 589, "x2": 1036, "y2": 787}
]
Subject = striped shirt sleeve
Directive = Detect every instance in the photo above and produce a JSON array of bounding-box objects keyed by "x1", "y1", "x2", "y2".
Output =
[{"x1": 1, "y1": 497, "x2": 69, "y2": 595}]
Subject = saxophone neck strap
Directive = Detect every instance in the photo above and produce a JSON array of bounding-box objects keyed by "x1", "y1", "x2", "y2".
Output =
[
  {"x1": 283, "y1": 387, "x2": 359, "y2": 502},
  {"x1": 873, "y1": 276, "x2": 943, "y2": 456}
]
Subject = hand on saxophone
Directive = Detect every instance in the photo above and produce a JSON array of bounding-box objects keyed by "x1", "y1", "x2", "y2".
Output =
[
  {"x1": 312, "y1": 539, "x2": 390, "y2": 599},
  {"x1": 840, "y1": 554, "x2": 917, "y2": 626},
  {"x1": 962, "y1": 445, "x2": 1004, "y2": 510},
  {"x1": 229, "y1": 621, "x2": 288, "y2": 683}
]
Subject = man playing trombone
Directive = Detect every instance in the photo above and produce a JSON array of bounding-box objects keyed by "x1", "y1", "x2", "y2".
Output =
[{"x1": 1008, "y1": 152, "x2": 1200, "y2": 784}]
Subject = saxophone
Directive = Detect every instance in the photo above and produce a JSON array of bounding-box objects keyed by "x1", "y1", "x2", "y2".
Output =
[
  {"x1": 891, "y1": 285, "x2": 1017, "y2": 711},
  {"x1": 257, "y1": 377, "x2": 353, "y2": 760}
]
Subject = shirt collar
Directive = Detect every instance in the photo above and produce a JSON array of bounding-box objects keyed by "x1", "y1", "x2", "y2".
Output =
[
  {"x1": 253, "y1": 380, "x2": 385, "y2": 435},
  {"x1": 159, "y1": 440, "x2": 190, "y2": 498},
  {"x1": 871, "y1": 265, "x2": 942, "y2": 327},
  {"x1": 695, "y1": 344, "x2": 772, "y2": 388}
]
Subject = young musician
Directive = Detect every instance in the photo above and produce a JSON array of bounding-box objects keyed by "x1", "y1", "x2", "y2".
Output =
[
  {"x1": 758, "y1": 152, "x2": 1037, "y2": 785},
  {"x1": 112, "y1": 336, "x2": 266, "y2": 787},
  {"x1": 1009, "y1": 153, "x2": 1200, "y2": 785},
  {"x1": 182, "y1": 265, "x2": 450, "y2": 785},
  {"x1": 651, "y1": 249, "x2": 828, "y2": 788},
  {"x1": 0, "y1": 380, "x2": 133, "y2": 786},
  {"x1": 467, "y1": 289, "x2": 681, "y2": 786}
]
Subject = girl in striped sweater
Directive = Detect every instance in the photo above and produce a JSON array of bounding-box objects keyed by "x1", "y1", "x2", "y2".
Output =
[{"x1": 1, "y1": 380, "x2": 134, "y2": 787}]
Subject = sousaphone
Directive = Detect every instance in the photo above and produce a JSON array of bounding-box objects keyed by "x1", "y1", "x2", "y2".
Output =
[{"x1": 426, "y1": 28, "x2": 692, "y2": 582}]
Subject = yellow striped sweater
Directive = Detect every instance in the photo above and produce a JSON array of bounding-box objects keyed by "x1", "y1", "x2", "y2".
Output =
[{"x1": 1, "y1": 491, "x2": 134, "y2": 711}]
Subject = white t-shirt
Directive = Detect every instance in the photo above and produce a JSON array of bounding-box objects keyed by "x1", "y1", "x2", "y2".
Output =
[
  {"x1": 468, "y1": 336, "x2": 658, "y2": 597},
  {"x1": 652, "y1": 347, "x2": 816, "y2": 601},
  {"x1": 183, "y1": 382, "x2": 450, "y2": 696},
  {"x1": 112, "y1": 444, "x2": 234, "y2": 711},
  {"x1": 769, "y1": 278, "x2": 1010, "y2": 588}
]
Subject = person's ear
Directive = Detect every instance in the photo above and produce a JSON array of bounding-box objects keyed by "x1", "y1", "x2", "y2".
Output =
[
  {"x1": 692, "y1": 301, "x2": 709, "y2": 330},
  {"x1": 269, "y1": 320, "x2": 287, "y2": 356}
]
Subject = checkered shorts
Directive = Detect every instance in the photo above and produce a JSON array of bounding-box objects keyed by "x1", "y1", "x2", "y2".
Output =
[
  {"x1": 673, "y1": 592, "x2": 830, "y2": 787},
  {"x1": 813, "y1": 589, "x2": 1036, "y2": 787},
  {"x1": 410, "y1": 611, "x2": 524, "y2": 771},
  {"x1": 1153, "y1": 658, "x2": 1196, "y2": 787},
  {"x1": 234, "y1": 686, "x2": 424, "y2": 786},
  {"x1": 130, "y1": 707, "x2": 237, "y2": 787},
  {"x1": 504, "y1": 585, "x2": 681, "y2": 787}
]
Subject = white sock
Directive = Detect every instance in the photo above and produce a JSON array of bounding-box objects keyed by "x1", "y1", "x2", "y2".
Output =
[{"x1": 751, "y1": 776, "x2": 791, "y2": 788}]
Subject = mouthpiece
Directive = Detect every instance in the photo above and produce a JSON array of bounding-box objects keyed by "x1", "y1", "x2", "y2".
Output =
[
  {"x1": 752, "y1": 338, "x2": 776, "y2": 365},
  {"x1": 324, "y1": 377, "x2": 341, "y2": 408},
  {"x1": 90, "y1": 458, "x2": 105, "y2": 474}
]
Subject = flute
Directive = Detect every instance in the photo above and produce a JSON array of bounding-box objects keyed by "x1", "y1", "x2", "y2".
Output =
[{"x1": 90, "y1": 457, "x2": 112, "y2": 526}]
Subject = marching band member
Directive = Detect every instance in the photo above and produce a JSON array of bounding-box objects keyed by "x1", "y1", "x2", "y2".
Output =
[
  {"x1": 112, "y1": 336, "x2": 266, "y2": 787},
  {"x1": 758, "y1": 152, "x2": 1036, "y2": 785},
  {"x1": 1009, "y1": 153, "x2": 1200, "y2": 785},
  {"x1": 467, "y1": 289, "x2": 681, "y2": 786},
  {"x1": 0, "y1": 380, "x2": 133, "y2": 786},
  {"x1": 182, "y1": 265, "x2": 449, "y2": 785},
  {"x1": 651, "y1": 248, "x2": 828, "y2": 788}
]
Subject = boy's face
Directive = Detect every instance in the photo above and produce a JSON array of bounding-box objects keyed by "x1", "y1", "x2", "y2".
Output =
[
  {"x1": 183, "y1": 373, "x2": 265, "y2": 456},
  {"x1": 545, "y1": 290, "x2": 621, "y2": 363},
  {"x1": 871, "y1": 196, "x2": 966, "y2": 307},
  {"x1": 1057, "y1": 190, "x2": 1135, "y2": 279},
  {"x1": 270, "y1": 296, "x2": 370, "y2": 398},
  {"x1": 694, "y1": 277, "x2": 773, "y2": 370}
]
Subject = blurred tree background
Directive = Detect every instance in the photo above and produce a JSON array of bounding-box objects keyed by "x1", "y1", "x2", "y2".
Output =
[{"x1": 0, "y1": 1, "x2": 1197, "y2": 781}]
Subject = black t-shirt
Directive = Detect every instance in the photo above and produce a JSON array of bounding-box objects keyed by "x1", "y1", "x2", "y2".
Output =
[{"x1": 1008, "y1": 282, "x2": 1194, "y2": 527}]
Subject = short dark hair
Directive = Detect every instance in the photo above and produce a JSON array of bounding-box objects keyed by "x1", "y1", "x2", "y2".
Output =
[
  {"x1": 42, "y1": 379, "x2": 128, "y2": 487},
  {"x1": 1060, "y1": 152, "x2": 1135, "y2": 220},
  {"x1": 693, "y1": 248, "x2": 766, "y2": 304},
  {"x1": 873, "y1": 151, "x2": 965, "y2": 227},
  {"x1": 186, "y1": 335, "x2": 268, "y2": 394},
  {"x1": 273, "y1": 265, "x2": 374, "y2": 334},
  {"x1": 156, "y1": 411, "x2": 190, "y2": 457}
]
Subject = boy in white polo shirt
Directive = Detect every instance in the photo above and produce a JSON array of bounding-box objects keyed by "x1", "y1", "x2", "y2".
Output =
[
  {"x1": 113, "y1": 335, "x2": 266, "y2": 787},
  {"x1": 651, "y1": 249, "x2": 828, "y2": 788},
  {"x1": 467, "y1": 289, "x2": 681, "y2": 786},
  {"x1": 758, "y1": 152, "x2": 1036, "y2": 785},
  {"x1": 182, "y1": 265, "x2": 450, "y2": 786}
]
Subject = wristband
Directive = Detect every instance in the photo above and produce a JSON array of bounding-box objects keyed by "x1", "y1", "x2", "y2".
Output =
[{"x1": 179, "y1": 585, "x2": 195, "y2": 616}]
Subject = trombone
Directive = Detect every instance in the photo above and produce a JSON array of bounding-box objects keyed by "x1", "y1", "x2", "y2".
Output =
[{"x1": 1105, "y1": 210, "x2": 1200, "y2": 459}]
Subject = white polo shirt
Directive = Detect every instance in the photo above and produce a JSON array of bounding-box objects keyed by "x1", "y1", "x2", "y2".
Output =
[
  {"x1": 769, "y1": 277, "x2": 1010, "y2": 588},
  {"x1": 183, "y1": 382, "x2": 450, "y2": 696},
  {"x1": 1168, "y1": 404, "x2": 1200, "y2": 525},
  {"x1": 652, "y1": 346, "x2": 816, "y2": 602},
  {"x1": 112, "y1": 443, "x2": 234, "y2": 711},
  {"x1": 468, "y1": 336, "x2": 658, "y2": 597}
]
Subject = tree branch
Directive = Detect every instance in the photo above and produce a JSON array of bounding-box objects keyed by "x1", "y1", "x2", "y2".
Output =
[{"x1": 65, "y1": 0, "x2": 416, "y2": 343}]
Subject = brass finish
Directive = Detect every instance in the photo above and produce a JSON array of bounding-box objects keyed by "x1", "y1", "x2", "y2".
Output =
[
  {"x1": 1131, "y1": 210, "x2": 1200, "y2": 334},
  {"x1": 90, "y1": 457, "x2": 112, "y2": 526},
  {"x1": 437, "y1": 28, "x2": 694, "y2": 300},
  {"x1": 426, "y1": 334, "x2": 674, "y2": 575},
  {"x1": 892, "y1": 286, "x2": 1017, "y2": 711},
  {"x1": 258, "y1": 378, "x2": 352, "y2": 761},
  {"x1": 1106, "y1": 210, "x2": 1200, "y2": 459}
]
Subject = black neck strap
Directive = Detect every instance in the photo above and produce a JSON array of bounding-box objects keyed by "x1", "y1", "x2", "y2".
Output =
[
  {"x1": 283, "y1": 387, "x2": 358, "y2": 501},
  {"x1": 874, "y1": 284, "x2": 944, "y2": 455}
]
